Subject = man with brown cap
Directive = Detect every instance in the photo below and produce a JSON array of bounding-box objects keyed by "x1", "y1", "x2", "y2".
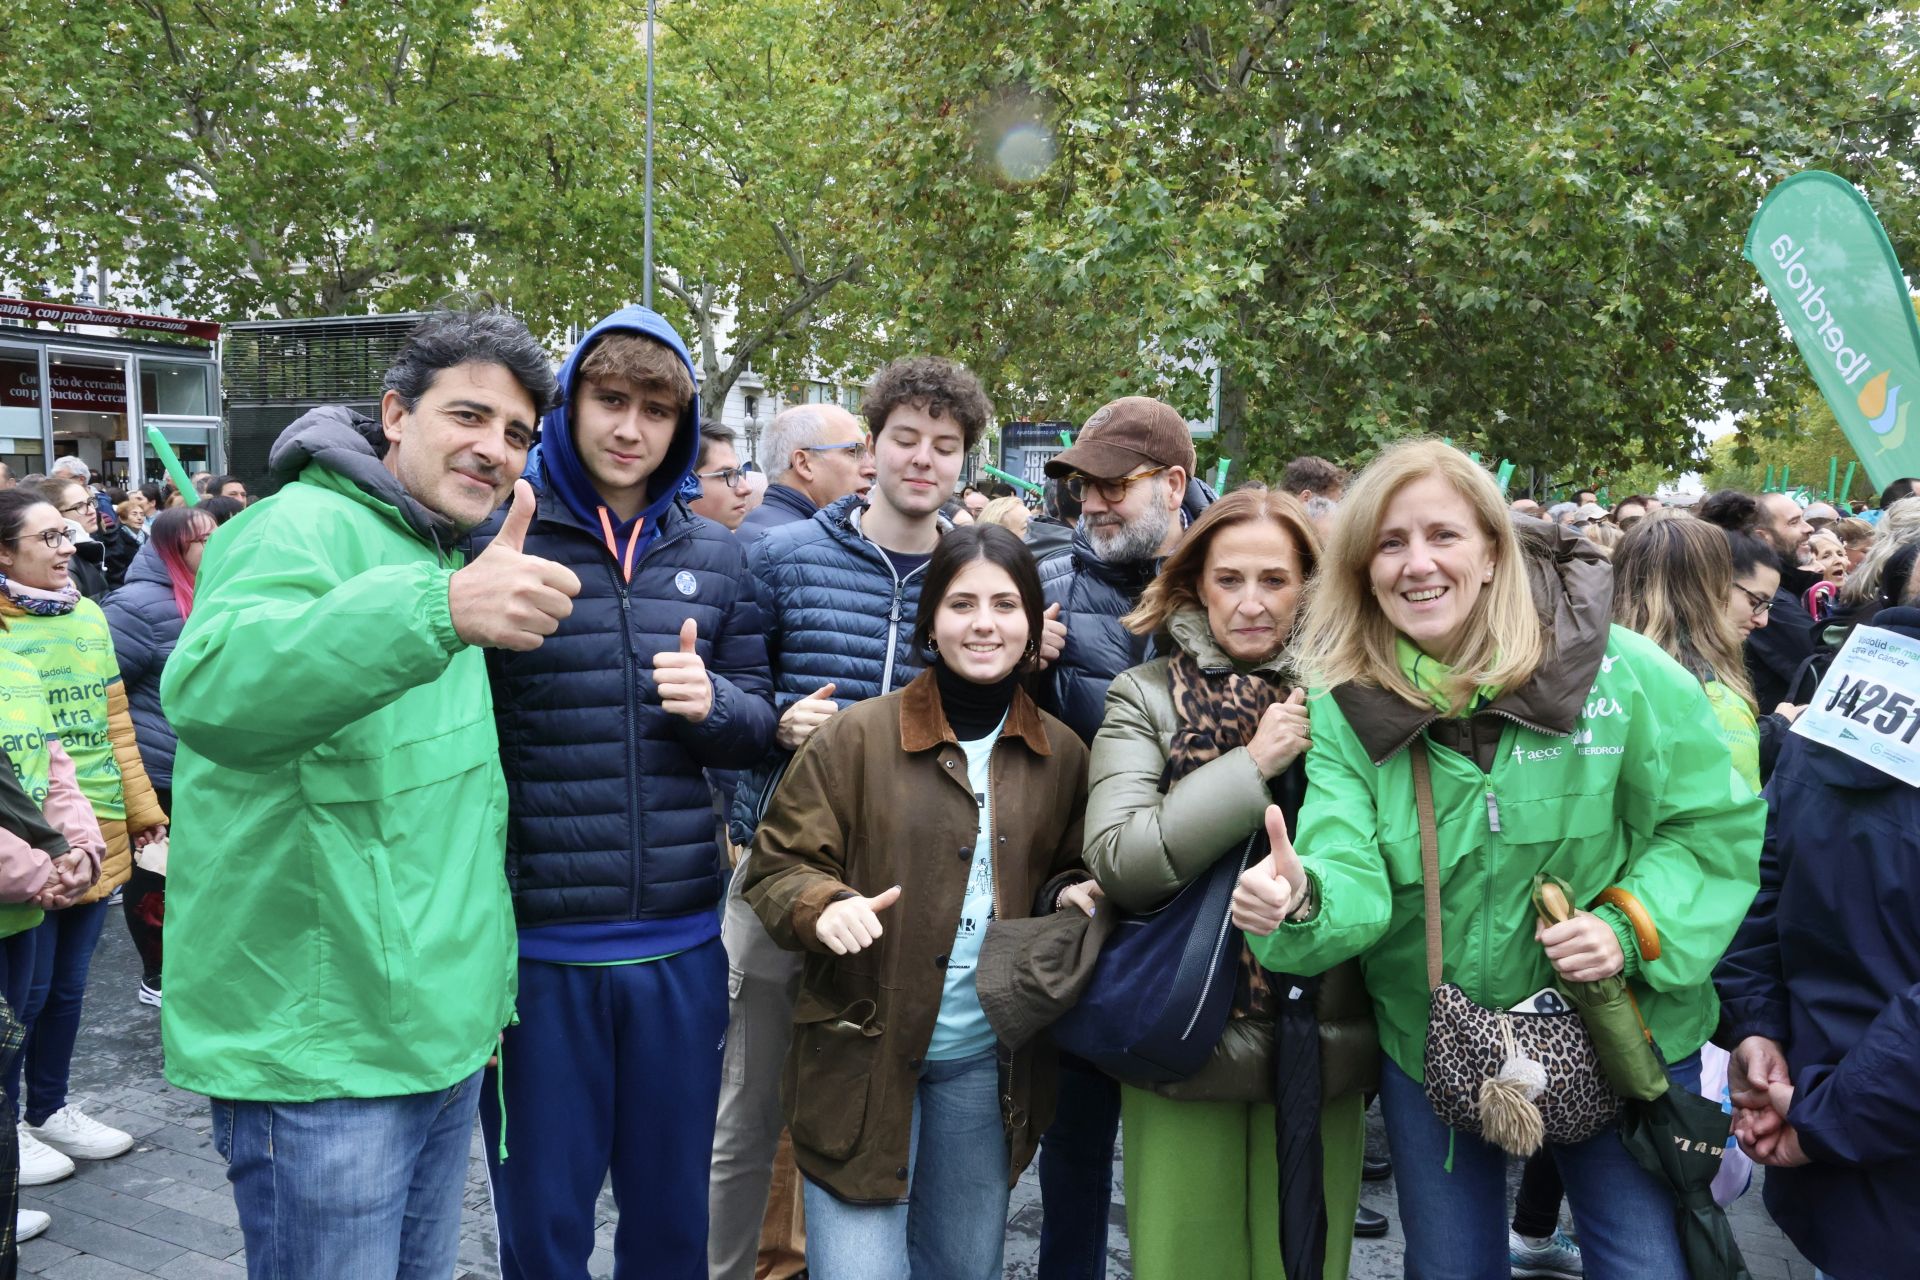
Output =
[{"x1": 1031, "y1": 395, "x2": 1210, "y2": 1278}]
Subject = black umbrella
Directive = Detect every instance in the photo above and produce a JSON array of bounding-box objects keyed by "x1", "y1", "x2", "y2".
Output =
[
  {"x1": 1270, "y1": 971, "x2": 1326, "y2": 1280},
  {"x1": 1616, "y1": 1073, "x2": 1754, "y2": 1280}
]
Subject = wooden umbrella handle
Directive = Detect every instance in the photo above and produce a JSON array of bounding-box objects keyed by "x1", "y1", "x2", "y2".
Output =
[
  {"x1": 1595, "y1": 886, "x2": 1662, "y2": 962},
  {"x1": 1537, "y1": 880, "x2": 1574, "y2": 925}
]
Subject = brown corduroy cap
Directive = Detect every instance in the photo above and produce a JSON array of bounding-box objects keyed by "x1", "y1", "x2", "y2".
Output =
[{"x1": 1044, "y1": 396, "x2": 1197, "y2": 481}]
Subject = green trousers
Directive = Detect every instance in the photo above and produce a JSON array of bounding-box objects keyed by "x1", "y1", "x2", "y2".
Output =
[{"x1": 1120, "y1": 1086, "x2": 1365, "y2": 1280}]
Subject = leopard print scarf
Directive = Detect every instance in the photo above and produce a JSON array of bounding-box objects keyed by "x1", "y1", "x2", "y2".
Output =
[
  {"x1": 1160, "y1": 651, "x2": 1290, "y2": 790},
  {"x1": 1160, "y1": 650, "x2": 1292, "y2": 1021}
]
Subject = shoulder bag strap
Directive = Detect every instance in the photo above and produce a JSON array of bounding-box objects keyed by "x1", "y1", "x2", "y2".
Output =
[{"x1": 1408, "y1": 738, "x2": 1444, "y2": 991}]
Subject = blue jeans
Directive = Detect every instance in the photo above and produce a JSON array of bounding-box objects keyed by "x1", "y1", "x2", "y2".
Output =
[
  {"x1": 210, "y1": 1072, "x2": 483, "y2": 1280},
  {"x1": 803, "y1": 1050, "x2": 1010, "y2": 1280},
  {"x1": 1381, "y1": 1051, "x2": 1701, "y2": 1280},
  {"x1": 1035, "y1": 1054, "x2": 1119, "y2": 1280},
  {"x1": 8, "y1": 898, "x2": 110, "y2": 1125}
]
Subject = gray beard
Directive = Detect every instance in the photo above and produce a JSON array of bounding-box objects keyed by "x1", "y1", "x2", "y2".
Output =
[{"x1": 1080, "y1": 502, "x2": 1172, "y2": 565}]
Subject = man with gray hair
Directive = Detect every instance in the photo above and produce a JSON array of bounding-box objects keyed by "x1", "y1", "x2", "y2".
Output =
[{"x1": 735, "y1": 403, "x2": 875, "y2": 548}]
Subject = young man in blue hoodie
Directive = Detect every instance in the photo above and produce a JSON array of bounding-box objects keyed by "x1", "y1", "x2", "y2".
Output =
[{"x1": 473, "y1": 306, "x2": 776, "y2": 1280}]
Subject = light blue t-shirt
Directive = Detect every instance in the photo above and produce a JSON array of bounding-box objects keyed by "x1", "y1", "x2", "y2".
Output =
[{"x1": 926, "y1": 720, "x2": 1004, "y2": 1062}]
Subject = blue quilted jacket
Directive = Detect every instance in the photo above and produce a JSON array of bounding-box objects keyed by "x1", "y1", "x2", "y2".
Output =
[
  {"x1": 729, "y1": 494, "x2": 940, "y2": 841},
  {"x1": 103, "y1": 541, "x2": 185, "y2": 788},
  {"x1": 473, "y1": 307, "x2": 776, "y2": 942}
]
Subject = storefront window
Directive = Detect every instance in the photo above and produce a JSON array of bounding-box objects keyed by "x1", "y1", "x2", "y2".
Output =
[{"x1": 0, "y1": 347, "x2": 47, "y2": 478}]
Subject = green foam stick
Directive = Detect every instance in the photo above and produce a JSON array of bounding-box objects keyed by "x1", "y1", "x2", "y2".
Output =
[
  {"x1": 1495, "y1": 460, "x2": 1515, "y2": 494},
  {"x1": 980, "y1": 463, "x2": 1042, "y2": 495},
  {"x1": 145, "y1": 426, "x2": 200, "y2": 506},
  {"x1": 1058, "y1": 431, "x2": 1074, "y2": 448},
  {"x1": 1828, "y1": 456, "x2": 1839, "y2": 501},
  {"x1": 1842, "y1": 460, "x2": 1858, "y2": 503},
  {"x1": 1214, "y1": 458, "x2": 1232, "y2": 491}
]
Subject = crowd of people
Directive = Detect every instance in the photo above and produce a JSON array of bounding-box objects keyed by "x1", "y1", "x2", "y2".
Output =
[{"x1": 0, "y1": 302, "x2": 1909, "y2": 1280}]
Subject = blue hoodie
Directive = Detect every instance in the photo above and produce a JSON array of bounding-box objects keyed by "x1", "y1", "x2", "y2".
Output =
[
  {"x1": 539, "y1": 304, "x2": 701, "y2": 563},
  {"x1": 472, "y1": 306, "x2": 776, "y2": 960}
]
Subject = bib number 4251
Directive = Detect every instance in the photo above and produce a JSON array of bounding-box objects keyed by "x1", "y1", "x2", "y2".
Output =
[{"x1": 1824, "y1": 673, "x2": 1920, "y2": 741}]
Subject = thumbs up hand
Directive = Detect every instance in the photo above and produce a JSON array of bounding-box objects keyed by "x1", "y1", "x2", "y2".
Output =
[
  {"x1": 1232, "y1": 804, "x2": 1311, "y2": 936},
  {"x1": 1036, "y1": 602, "x2": 1067, "y2": 670},
  {"x1": 817, "y1": 884, "x2": 902, "y2": 956},
  {"x1": 1247, "y1": 688, "x2": 1311, "y2": 779},
  {"x1": 654, "y1": 618, "x2": 714, "y2": 723},
  {"x1": 776, "y1": 682, "x2": 839, "y2": 750},
  {"x1": 450, "y1": 480, "x2": 582, "y2": 652}
]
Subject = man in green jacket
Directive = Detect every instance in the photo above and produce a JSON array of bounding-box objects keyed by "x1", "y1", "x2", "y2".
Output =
[{"x1": 159, "y1": 308, "x2": 581, "y2": 1280}]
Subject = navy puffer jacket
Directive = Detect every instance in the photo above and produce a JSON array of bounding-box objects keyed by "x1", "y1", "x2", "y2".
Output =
[
  {"x1": 103, "y1": 541, "x2": 186, "y2": 788},
  {"x1": 1037, "y1": 479, "x2": 1213, "y2": 746},
  {"x1": 729, "y1": 494, "x2": 939, "y2": 840},
  {"x1": 1715, "y1": 606, "x2": 1920, "y2": 1279},
  {"x1": 475, "y1": 304, "x2": 776, "y2": 933}
]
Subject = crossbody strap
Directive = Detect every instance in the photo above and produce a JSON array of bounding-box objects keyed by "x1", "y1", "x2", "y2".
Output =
[{"x1": 1408, "y1": 738, "x2": 1444, "y2": 991}]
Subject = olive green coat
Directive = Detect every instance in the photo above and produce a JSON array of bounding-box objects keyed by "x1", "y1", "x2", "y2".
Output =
[{"x1": 1083, "y1": 610, "x2": 1378, "y2": 1103}]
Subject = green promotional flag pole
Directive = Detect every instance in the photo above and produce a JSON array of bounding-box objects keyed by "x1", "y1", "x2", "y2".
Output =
[
  {"x1": 980, "y1": 463, "x2": 1042, "y2": 496},
  {"x1": 144, "y1": 426, "x2": 200, "y2": 506},
  {"x1": 1828, "y1": 456, "x2": 1839, "y2": 501},
  {"x1": 1842, "y1": 460, "x2": 1858, "y2": 504},
  {"x1": 1215, "y1": 458, "x2": 1232, "y2": 491},
  {"x1": 1746, "y1": 171, "x2": 1920, "y2": 491}
]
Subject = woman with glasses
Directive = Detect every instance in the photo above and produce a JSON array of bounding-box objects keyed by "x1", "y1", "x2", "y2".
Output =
[
  {"x1": 0, "y1": 489, "x2": 167, "y2": 1179},
  {"x1": 104, "y1": 506, "x2": 219, "y2": 1007},
  {"x1": 38, "y1": 480, "x2": 110, "y2": 601}
]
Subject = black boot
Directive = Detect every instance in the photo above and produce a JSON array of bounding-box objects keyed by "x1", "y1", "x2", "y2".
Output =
[
  {"x1": 1362, "y1": 1152, "x2": 1393, "y2": 1182},
  {"x1": 1354, "y1": 1204, "x2": 1390, "y2": 1239}
]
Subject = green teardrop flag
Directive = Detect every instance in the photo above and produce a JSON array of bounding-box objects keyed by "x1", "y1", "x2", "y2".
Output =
[{"x1": 1746, "y1": 171, "x2": 1920, "y2": 491}]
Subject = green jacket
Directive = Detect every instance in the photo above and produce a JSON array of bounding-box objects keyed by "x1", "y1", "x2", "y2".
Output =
[
  {"x1": 1084, "y1": 609, "x2": 1376, "y2": 1103},
  {"x1": 160, "y1": 415, "x2": 515, "y2": 1101},
  {"x1": 1248, "y1": 529, "x2": 1765, "y2": 1083}
]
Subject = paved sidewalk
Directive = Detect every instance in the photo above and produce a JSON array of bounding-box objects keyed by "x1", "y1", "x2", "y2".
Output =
[{"x1": 24, "y1": 925, "x2": 1816, "y2": 1278}]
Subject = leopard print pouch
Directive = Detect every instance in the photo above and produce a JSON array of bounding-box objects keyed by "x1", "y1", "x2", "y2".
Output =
[
  {"x1": 1410, "y1": 741, "x2": 1617, "y2": 1152},
  {"x1": 1422, "y1": 982, "x2": 1618, "y2": 1145}
]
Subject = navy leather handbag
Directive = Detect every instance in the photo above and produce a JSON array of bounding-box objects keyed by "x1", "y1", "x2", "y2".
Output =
[{"x1": 1050, "y1": 832, "x2": 1259, "y2": 1085}]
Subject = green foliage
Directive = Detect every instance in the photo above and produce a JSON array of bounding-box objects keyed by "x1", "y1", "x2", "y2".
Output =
[{"x1": 853, "y1": 0, "x2": 1920, "y2": 473}]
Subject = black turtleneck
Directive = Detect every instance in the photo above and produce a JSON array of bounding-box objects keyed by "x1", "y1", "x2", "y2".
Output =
[{"x1": 933, "y1": 660, "x2": 1020, "y2": 741}]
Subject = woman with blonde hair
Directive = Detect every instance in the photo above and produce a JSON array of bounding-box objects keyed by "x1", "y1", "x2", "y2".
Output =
[
  {"x1": 1231, "y1": 440, "x2": 1763, "y2": 1279},
  {"x1": 1082, "y1": 487, "x2": 1374, "y2": 1280},
  {"x1": 975, "y1": 495, "x2": 1030, "y2": 539},
  {"x1": 1610, "y1": 513, "x2": 1766, "y2": 789}
]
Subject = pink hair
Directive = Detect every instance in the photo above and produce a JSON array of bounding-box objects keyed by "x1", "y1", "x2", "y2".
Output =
[{"x1": 148, "y1": 507, "x2": 216, "y2": 618}]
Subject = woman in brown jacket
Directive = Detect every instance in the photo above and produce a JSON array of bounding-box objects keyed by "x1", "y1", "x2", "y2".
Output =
[{"x1": 744, "y1": 524, "x2": 1094, "y2": 1280}]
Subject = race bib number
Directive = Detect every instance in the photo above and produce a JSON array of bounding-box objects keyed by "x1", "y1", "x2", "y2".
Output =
[{"x1": 1793, "y1": 625, "x2": 1920, "y2": 786}]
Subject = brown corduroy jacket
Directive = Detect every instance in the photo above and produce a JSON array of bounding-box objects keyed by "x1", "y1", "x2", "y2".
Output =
[{"x1": 742, "y1": 668, "x2": 1090, "y2": 1204}]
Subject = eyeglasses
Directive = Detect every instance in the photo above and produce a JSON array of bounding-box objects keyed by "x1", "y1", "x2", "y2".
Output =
[
  {"x1": 803, "y1": 442, "x2": 873, "y2": 462},
  {"x1": 56, "y1": 499, "x2": 92, "y2": 518},
  {"x1": 696, "y1": 464, "x2": 758, "y2": 488},
  {"x1": 1733, "y1": 583, "x2": 1774, "y2": 618},
  {"x1": 1064, "y1": 466, "x2": 1169, "y2": 504},
  {"x1": 19, "y1": 528, "x2": 76, "y2": 550}
]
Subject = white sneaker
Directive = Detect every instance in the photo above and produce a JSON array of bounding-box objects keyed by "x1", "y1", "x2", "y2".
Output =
[
  {"x1": 17, "y1": 1126, "x2": 74, "y2": 1184},
  {"x1": 16, "y1": 1209, "x2": 49, "y2": 1242},
  {"x1": 25, "y1": 1106, "x2": 133, "y2": 1160},
  {"x1": 137, "y1": 980, "x2": 162, "y2": 1008}
]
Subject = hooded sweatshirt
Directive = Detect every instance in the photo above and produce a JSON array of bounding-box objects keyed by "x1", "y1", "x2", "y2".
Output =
[{"x1": 472, "y1": 307, "x2": 775, "y2": 961}]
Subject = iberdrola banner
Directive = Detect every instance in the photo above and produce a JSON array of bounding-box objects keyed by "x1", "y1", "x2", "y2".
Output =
[{"x1": 1745, "y1": 170, "x2": 1920, "y2": 491}]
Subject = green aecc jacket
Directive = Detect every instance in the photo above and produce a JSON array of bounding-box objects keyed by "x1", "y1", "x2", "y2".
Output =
[
  {"x1": 1249, "y1": 628, "x2": 1764, "y2": 1084},
  {"x1": 160, "y1": 415, "x2": 515, "y2": 1101}
]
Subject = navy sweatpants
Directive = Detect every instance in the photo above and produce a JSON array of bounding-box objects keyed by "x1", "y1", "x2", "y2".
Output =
[{"x1": 481, "y1": 937, "x2": 728, "y2": 1280}]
